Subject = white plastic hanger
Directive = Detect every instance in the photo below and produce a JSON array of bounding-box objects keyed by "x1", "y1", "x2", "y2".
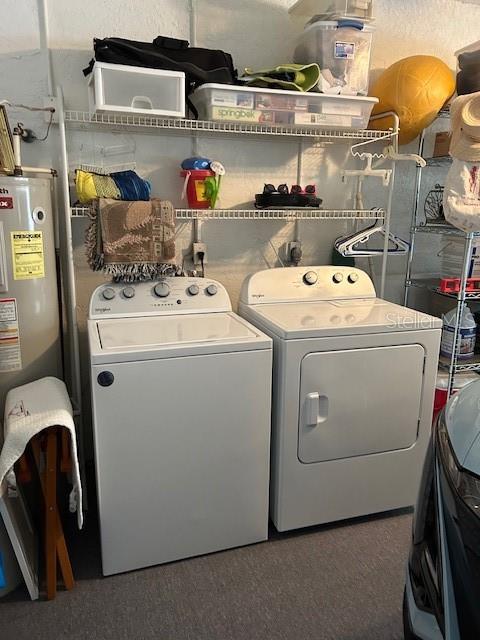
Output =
[
  {"x1": 342, "y1": 153, "x2": 392, "y2": 186},
  {"x1": 335, "y1": 216, "x2": 410, "y2": 257},
  {"x1": 384, "y1": 145, "x2": 426, "y2": 167}
]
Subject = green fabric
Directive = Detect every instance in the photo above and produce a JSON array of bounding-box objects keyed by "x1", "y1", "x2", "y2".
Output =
[{"x1": 241, "y1": 63, "x2": 321, "y2": 92}]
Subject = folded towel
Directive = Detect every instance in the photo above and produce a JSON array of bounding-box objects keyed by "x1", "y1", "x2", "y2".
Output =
[
  {"x1": 241, "y1": 63, "x2": 321, "y2": 92},
  {"x1": 86, "y1": 198, "x2": 177, "y2": 282},
  {"x1": 91, "y1": 173, "x2": 121, "y2": 199},
  {"x1": 75, "y1": 169, "x2": 150, "y2": 204},
  {"x1": 111, "y1": 170, "x2": 151, "y2": 201},
  {"x1": 0, "y1": 377, "x2": 83, "y2": 529}
]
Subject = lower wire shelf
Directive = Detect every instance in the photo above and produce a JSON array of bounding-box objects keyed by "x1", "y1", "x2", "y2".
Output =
[
  {"x1": 406, "y1": 278, "x2": 480, "y2": 301},
  {"x1": 70, "y1": 207, "x2": 385, "y2": 220},
  {"x1": 439, "y1": 354, "x2": 480, "y2": 373}
]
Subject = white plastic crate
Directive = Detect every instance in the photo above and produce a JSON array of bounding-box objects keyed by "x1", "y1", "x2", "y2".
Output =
[
  {"x1": 294, "y1": 20, "x2": 374, "y2": 96},
  {"x1": 190, "y1": 83, "x2": 378, "y2": 130},
  {"x1": 290, "y1": 0, "x2": 374, "y2": 21},
  {"x1": 88, "y1": 62, "x2": 185, "y2": 118}
]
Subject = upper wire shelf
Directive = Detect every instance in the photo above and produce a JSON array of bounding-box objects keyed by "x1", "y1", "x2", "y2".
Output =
[
  {"x1": 70, "y1": 206, "x2": 385, "y2": 221},
  {"x1": 64, "y1": 111, "x2": 395, "y2": 142}
]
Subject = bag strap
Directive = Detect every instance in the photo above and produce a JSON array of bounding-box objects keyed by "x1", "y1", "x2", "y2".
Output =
[{"x1": 83, "y1": 58, "x2": 95, "y2": 77}]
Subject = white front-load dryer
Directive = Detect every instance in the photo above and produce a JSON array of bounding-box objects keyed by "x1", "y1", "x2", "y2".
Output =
[
  {"x1": 239, "y1": 266, "x2": 442, "y2": 532},
  {"x1": 88, "y1": 277, "x2": 272, "y2": 575}
]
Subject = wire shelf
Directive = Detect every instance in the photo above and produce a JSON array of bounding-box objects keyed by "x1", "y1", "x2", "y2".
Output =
[
  {"x1": 413, "y1": 224, "x2": 480, "y2": 237},
  {"x1": 425, "y1": 156, "x2": 452, "y2": 168},
  {"x1": 70, "y1": 206, "x2": 385, "y2": 221},
  {"x1": 64, "y1": 111, "x2": 395, "y2": 141},
  {"x1": 439, "y1": 355, "x2": 480, "y2": 373},
  {"x1": 406, "y1": 279, "x2": 480, "y2": 300}
]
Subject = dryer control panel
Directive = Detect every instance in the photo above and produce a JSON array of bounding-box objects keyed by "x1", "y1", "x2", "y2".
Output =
[
  {"x1": 89, "y1": 277, "x2": 232, "y2": 319},
  {"x1": 240, "y1": 266, "x2": 376, "y2": 305}
]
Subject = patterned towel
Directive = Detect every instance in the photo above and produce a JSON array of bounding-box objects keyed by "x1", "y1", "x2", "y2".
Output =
[{"x1": 86, "y1": 198, "x2": 177, "y2": 282}]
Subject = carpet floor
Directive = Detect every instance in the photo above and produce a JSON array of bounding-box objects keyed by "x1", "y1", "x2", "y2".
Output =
[{"x1": 1, "y1": 505, "x2": 411, "y2": 640}]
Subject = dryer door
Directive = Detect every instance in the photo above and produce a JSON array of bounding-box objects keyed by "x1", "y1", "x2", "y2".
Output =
[{"x1": 298, "y1": 344, "x2": 425, "y2": 464}]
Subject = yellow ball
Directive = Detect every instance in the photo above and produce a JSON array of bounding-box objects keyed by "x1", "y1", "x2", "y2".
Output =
[{"x1": 370, "y1": 56, "x2": 455, "y2": 145}]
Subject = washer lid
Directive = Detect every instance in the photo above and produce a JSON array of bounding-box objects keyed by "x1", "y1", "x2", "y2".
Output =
[
  {"x1": 89, "y1": 311, "x2": 271, "y2": 363},
  {"x1": 243, "y1": 299, "x2": 442, "y2": 339}
]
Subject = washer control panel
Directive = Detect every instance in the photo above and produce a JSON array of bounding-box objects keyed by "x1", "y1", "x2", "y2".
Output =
[
  {"x1": 90, "y1": 277, "x2": 232, "y2": 319},
  {"x1": 240, "y1": 266, "x2": 376, "y2": 304}
]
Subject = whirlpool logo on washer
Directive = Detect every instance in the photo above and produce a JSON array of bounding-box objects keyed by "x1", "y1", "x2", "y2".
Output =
[
  {"x1": 94, "y1": 306, "x2": 111, "y2": 314},
  {"x1": 252, "y1": 293, "x2": 265, "y2": 299}
]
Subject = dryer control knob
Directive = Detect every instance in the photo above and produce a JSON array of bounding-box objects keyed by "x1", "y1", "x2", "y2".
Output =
[
  {"x1": 188, "y1": 284, "x2": 200, "y2": 296},
  {"x1": 348, "y1": 272, "x2": 359, "y2": 283},
  {"x1": 102, "y1": 287, "x2": 116, "y2": 301},
  {"x1": 154, "y1": 282, "x2": 170, "y2": 298},
  {"x1": 123, "y1": 286, "x2": 135, "y2": 299},
  {"x1": 206, "y1": 284, "x2": 218, "y2": 296},
  {"x1": 303, "y1": 271, "x2": 318, "y2": 285},
  {"x1": 333, "y1": 272, "x2": 344, "y2": 283}
]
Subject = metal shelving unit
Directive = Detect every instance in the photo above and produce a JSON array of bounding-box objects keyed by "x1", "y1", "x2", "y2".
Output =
[
  {"x1": 404, "y1": 111, "x2": 480, "y2": 392},
  {"x1": 71, "y1": 206, "x2": 385, "y2": 220}
]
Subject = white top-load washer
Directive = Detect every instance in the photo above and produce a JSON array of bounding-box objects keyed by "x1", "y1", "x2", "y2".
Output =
[
  {"x1": 239, "y1": 266, "x2": 442, "y2": 532},
  {"x1": 88, "y1": 277, "x2": 272, "y2": 575}
]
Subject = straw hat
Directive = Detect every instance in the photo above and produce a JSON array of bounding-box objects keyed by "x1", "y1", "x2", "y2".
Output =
[{"x1": 450, "y1": 92, "x2": 480, "y2": 161}]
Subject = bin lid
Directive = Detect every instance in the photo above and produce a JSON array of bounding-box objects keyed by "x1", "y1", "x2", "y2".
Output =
[{"x1": 289, "y1": 0, "x2": 375, "y2": 21}]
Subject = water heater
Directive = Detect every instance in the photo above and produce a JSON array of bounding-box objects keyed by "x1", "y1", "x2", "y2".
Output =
[{"x1": 0, "y1": 176, "x2": 61, "y2": 417}]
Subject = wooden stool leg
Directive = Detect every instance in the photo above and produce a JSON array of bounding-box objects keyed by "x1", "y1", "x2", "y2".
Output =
[
  {"x1": 45, "y1": 429, "x2": 57, "y2": 600},
  {"x1": 31, "y1": 436, "x2": 75, "y2": 594}
]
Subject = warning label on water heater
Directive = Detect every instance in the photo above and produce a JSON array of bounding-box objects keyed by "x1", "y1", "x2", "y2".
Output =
[
  {"x1": 0, "y1": 298, "x2": 21, "y2": 372},
  {"x1": 11, "y1": 231, "x2": 45, "y2": 280}
]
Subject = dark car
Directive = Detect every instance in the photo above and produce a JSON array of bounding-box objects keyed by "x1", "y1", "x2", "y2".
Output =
[{"x1": 404, "y1": 380, "x2": 480, "y2": 639}]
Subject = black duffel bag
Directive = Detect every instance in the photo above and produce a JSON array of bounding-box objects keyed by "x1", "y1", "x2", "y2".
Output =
[{"x1": 83, "y1": 35, "x2": 238, "y2": 116}]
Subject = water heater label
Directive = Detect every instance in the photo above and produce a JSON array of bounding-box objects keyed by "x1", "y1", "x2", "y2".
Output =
[
  {"x1": 0, "y1": 196, "x2": 13, "y2": 209},
  {"x1": 11, "y1": 231, "x2": 45, "y2": 280},
  {"x1": 0, "y1": 298, "x2": 21, "y2": 372}
]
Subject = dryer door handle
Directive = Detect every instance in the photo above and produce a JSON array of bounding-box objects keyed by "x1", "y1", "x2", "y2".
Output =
[{"x1": 305, "y1": 392, "x2": 329, "y2": 427}]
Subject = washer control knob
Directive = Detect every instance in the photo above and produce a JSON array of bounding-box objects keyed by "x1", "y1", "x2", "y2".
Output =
[
  {"x1": 206, "y1": 284, "x2": 218, "y2": 296},
  {"x1": 188, "y1": 284, "x2": 200, "y2": 296},
  {"x1": 303, "y1": 271, "x2": 318, "y2": 286},
  {"x1": 154, "y1": 282, "x2": 170, "y2": 298},
  {"x1": 348, "y1": 272, "x2": 359, "y2": 283},
  {"x1": 123, "y1": 286, "x2": 135, "y2": 299},
  {"x1": 333, "y1": 272, "x2": 344, "y2": 284},
  {"x1": 102, "y1": 287, "x2": 116, "y2": 301}
]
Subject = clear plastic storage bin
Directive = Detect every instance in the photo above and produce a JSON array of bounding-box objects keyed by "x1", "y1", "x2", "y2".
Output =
[
  {"x1": 290, "y1": 0, "x2": 374, "y2": 21},
  {"x1": 190, "y1": 83, "x2": 378, "y2": 130},
  {"x1": 294, "y1": 20, "x2": 374, "y2": 96},
  {"x1": 88, "y1": 62, "x2": 186, "y2": 118}
]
